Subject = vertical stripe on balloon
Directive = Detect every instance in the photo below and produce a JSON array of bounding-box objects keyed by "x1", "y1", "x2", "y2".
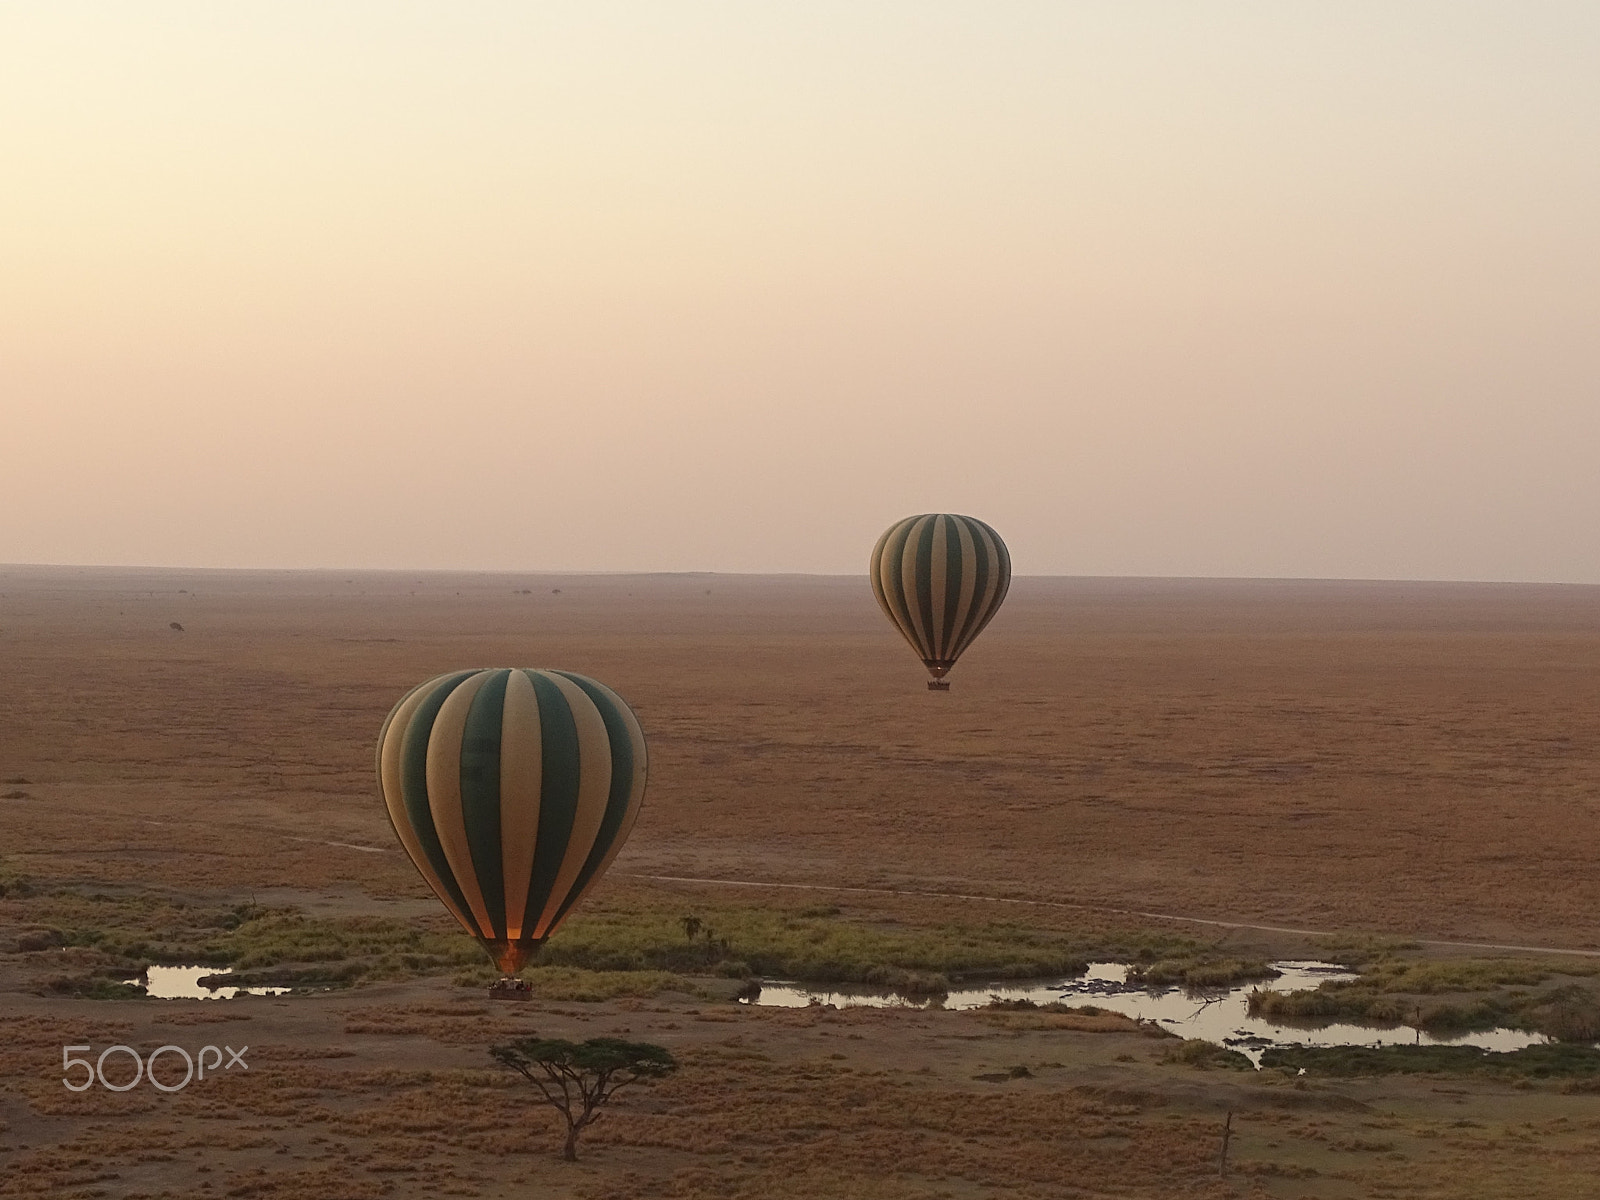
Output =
[
  {"x1": 459, "y1": 669, "x2": 510, "y2": 939},
  {"x1": 498, "y1": 669, "x2": 543, "y2": 940},
  {"x1": 380, "y1": 679, "x2": 476, "y2": 935},
  {"x1": 898, "y1": 515, "x2": 934, "y2": 658},
  {"x1": 529, "y1": 672, "x2": 614, "y2": 939},
  {"x1": 948, "y1": 516, "x2": 980, "y2": 657},
  {"x1": 425, "y1": 670, "x2": 496, "y2": 937},
  {"x1": 549, "y1": 672, "x2": 648, "y2": 930},
  {"x1": 393, "y1": 670, "x2": 479, "y2": 934},
  {"x1": 520, "y1": 671, "x2": 581, "y2": 937}
]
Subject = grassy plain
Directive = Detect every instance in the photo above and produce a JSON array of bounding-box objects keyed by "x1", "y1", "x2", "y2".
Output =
[{"x1": 3, "y1": 568, "x2": 1600, "y2": 1198}]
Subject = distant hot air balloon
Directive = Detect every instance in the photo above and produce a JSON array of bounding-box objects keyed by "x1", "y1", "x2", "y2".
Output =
[
  {"x1": 870, "y1": 514, "x2": 1011, "y2": 690},
  {"x1": 376, "y1": 669, "x2": 647, "y2": 976}
]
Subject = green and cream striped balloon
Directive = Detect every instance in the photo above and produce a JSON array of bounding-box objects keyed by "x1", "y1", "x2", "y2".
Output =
[
  {"x1": 870, "y1": 513, "x2": 1011, "y2": 687},
  {"x1": 376, "y1": 669, "x2": 647, "y2": 975}
]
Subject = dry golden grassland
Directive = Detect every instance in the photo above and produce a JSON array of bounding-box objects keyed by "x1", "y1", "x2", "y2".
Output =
[
  {"x1": 4, "y1": 569, "x2": 1599, "y2": 938},
  {"x1": 3, "y1": 568, "x2": 1600, "y2": 1198}
]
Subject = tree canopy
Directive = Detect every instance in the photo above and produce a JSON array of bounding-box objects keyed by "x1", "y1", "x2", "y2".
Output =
[{"x1": 491, "y1": 1036, "x2": 678, "y2": 1160}]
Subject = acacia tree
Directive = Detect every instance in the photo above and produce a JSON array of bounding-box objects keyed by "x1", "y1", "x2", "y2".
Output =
[{"x1": 490, "y1": 1036, "x2": 678, "y2": 1161}]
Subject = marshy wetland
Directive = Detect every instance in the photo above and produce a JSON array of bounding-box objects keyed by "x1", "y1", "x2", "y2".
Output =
[{"x1": 5, "y1": 569, "x2": 1600, "y2": 1198}]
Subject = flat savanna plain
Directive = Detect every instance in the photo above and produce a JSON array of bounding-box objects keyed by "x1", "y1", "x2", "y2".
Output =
[{"x1": 3, "y1": 568, "x2": 1600, "y2": 1199}]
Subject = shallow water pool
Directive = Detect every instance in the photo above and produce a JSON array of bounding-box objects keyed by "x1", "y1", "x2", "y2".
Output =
[
  {"x1": 127, "y1": 965, "x2": 291, "y2": 1000},
  {"x1": 744, "y1": 960, "x2": 1550, "y2": 1066}
]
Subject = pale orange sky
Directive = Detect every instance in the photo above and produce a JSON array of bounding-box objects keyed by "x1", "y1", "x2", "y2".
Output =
[{"x1": 4, "y1": 3, "x2": 1598, "y2": 579}]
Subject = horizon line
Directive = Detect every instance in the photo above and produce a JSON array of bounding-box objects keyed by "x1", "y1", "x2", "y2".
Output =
[{"x1": 2, "y1": 561, "x2": 1597, "y2": 589}]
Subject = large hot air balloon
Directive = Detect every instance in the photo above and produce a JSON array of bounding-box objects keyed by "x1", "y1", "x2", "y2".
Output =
[
  {"x1": 376, "y1": 669, "x2": 647, "y2": 976},
  {"x1": 870, "y1": 513, "x2": 1011, "y2": 690}
]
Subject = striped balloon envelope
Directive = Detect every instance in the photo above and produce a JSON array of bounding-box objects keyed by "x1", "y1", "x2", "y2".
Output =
[
  {"x1": 870, "y1": 513, "x2": 1011, "y2": 689},
  {"x1": 376, "y1": 669, "x2": 647, "y2": 975}
]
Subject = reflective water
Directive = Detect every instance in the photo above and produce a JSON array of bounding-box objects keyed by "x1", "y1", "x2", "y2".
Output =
[
  {"x1": 744, "y1": 961, "x2": 1550, "y2": 1066},
  {"x1": 128, "y1": 965, "x2": 291, "y2": 1000}
]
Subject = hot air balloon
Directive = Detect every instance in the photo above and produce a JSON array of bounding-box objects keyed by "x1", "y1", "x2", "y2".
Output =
[
  {"x1": 376, "y1": 669, "x2": 647, "y2": 977},
  {"x1": 870, "y1": 513, "x2": 1011, "y2": 690}
]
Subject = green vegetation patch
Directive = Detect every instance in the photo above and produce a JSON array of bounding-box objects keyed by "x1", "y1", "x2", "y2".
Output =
[
  {"x1": 1, "y1": 881, "x2": 482, "y2": 993},
  {"x1": 541, "y1": 900, "x2": 1198, "y2": 992},
  {"x1": 1125, "y1": 957, "x2": 1278, "y2": 988},
  {"x1": 1351, "y1": 958, "x2": 1584, "y2": 993},
  {"x1": 39, "y1": 973, "x2": 148, "y2": 1000},
  {"x1": 211, "y1": 910, "x2": 481, "y2": 981},
  {"x1": 3, "y1": 871, "x2": 1222, "y2": 999},
  {"x1": 1525, "y1": 984, "x2": 1600, "y2": 1042},
  {"x1": 1248, "y1": 986, "x2": 1517, "y2": 1032},
  {"x1": 983, "y1": 997, "x2": 1094, "y2": 1013},
  {"x1": 1248, "y1": 955, "x2": 1600, "y2": 1040},
  {"x1": 1161, "y1": 1039, "x2": 1254, "y2": 1071},
  {"x1": 1261, "y1": 1042, "x2": 1600, "y2": 1079}
]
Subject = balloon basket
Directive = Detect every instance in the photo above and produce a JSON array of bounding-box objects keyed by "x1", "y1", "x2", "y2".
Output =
[
  {"x1": 927, "y1": 680, "x2": 950, "y2": 691},
  {"x1": 488, "y1": 976, "x2": 534, "y2": 1002}
]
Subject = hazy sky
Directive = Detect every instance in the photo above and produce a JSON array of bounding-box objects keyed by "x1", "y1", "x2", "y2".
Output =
[{"x1": 5, "y1": 3, "x2": 1598, "y2": 579}]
